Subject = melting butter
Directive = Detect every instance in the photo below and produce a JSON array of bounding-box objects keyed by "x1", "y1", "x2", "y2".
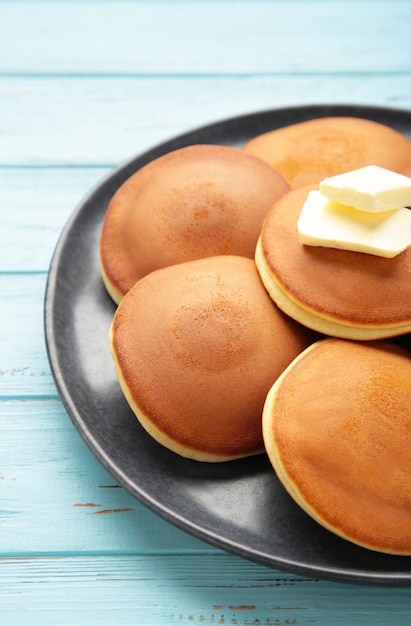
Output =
[
  {"x1": 319, "y1": 165, "x2": 411, "y2": 212},
  {"x1": 297, "y1": 190, "x2": 411, "y2": 258}
]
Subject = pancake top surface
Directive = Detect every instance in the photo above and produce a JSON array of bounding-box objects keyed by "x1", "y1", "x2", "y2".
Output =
[
  {"x1": 110, "y1": 255, "x2": 314, "y2": 461},
  {"x1": 243, "y1": 116, "x2": 411, "y2": 188},
  {"x1": 263, "y1": 338, "x2": 411, "y2": 553},
  {"x1": 100, "y1": 143, "x2": 289, "y2": 302},
  {"x1": 259, "y1": 185, "x2": 411, "y2": 327}
]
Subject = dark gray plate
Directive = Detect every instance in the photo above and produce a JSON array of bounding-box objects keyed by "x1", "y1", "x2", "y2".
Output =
[{"x1": 44, "y1": 104, "x2": 411, "y2": 585}]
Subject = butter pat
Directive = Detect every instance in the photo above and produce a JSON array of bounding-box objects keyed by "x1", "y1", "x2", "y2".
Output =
[
  {"x1": 297, "y1": 190, "x2": 411, "y2": 257},
  {"x1": 320, "y1": 165, "x2": 411, "y2": 212}
]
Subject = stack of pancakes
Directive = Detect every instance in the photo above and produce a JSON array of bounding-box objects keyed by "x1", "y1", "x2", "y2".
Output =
[{"x1": 100, "y1": 118, "x2": 411, "y2": 555}]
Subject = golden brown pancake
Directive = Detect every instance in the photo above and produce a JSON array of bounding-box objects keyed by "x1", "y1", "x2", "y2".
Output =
[
  {"x1": 110, "y1": 255, "x2": 315, "y2": 462},
  {"x1": 255, "y1": 185, "x2": 411, "y2": 340},
  {"x1": 243, "y1": 117, "x2": 411, "y2": 188},
  {"x1": 100, "y1": 143, "x2": 289, "y2": 303},
  {"x1": 262, "y1": 338, "x2": 411, "y2": 555},
  {"x1": 404, "y1": 164, "x2": 411, "y2": 208}
]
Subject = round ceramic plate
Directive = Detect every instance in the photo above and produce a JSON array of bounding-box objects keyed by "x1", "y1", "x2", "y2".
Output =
[{"x1": 45, "y1": 104, "x2": 411, "y2": 585}]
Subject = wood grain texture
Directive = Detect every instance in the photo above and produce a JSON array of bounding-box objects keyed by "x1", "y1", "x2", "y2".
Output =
[
  {"x1": 0, "y1": 274, "x2": 57, "y2": 396},
  {"x1": 2, "y1": 555, "x2": 411, "y2": 626},
  {"x1": 1, "y1": 0, "x2": 410, "y2": 74},
  {"x1": 0, "y1": 398, "x2": 212, "y2": 555},
  {"x1": 0, "y1": 76, "x2": 410, "y2": 165},
  {"x1": 0, "y1": 168, "x2": 110, "y2": 271}
]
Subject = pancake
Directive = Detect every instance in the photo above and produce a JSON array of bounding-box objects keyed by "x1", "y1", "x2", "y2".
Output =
[
  {"x1": 405, "y1": 164, "x2": 411, "y2": 207},
  {"x1": 255, "y1": 185, "x2": 411, "y2": 340},
  {"x1": 262, "y1": 338, "x2": 411, "y2": 555},
  {"x1": 110, "y1": 255, "x2": 315, "y2": 462},
  {"x1": 243, "y1": 117, "x2": 411, "y2": 188},
  {"x1": 100, "y1": 143, "x2": 289, "y2": 303}
]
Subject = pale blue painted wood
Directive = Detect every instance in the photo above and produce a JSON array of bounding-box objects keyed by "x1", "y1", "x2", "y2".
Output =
[
  {"x1": 0, "y1": 168, "x2": 110, "y2": 271},
  {"x1": 0, "y1": 274, "x2": 58, "y2": 396},
  {"x1": 0, "y1": 76, "x2": 410, "y2": 166},
  {"x1": 0, "y1": 1, "x2": 410, "y2": 74},
  {"x1": 1, "y1": 555, "x2": 411, "y2": 626},
  {"x1": 0, "y1": 398, "x2": 213, "y2": 555}
]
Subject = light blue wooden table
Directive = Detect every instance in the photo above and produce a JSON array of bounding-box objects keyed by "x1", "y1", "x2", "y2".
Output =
[{"x1": 2, "y1": 1, "x2": 411, "y2": 623}]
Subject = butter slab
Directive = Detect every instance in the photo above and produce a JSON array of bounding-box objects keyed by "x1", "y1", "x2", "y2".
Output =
[
  {"x1": 297, "y1": 190, "x2": 411, "y2": 257},
  {"x1": 320, "y1": 165, "x2": 411, "y2": 212}
]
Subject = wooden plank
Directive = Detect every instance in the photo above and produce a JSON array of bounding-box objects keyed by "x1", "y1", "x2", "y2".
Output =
[
  {"x1": 0, "y1": 273, "x2": 59, "y2": 397},
  {"x1": 0, "y1": 398, "x2": 211, "y2": 555},
  {"x1": 0, "y1": 75, "x2": 410, "y2": 166},
  {"x1": 0, "y1": 1, "x2": 410, "y2": 74},
  {"x1": 0, "y1": 167, "x2": 110, "y2": 272},
  {"x1": 1, "y1": 554, "x2": 411, "y2": 625}
]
